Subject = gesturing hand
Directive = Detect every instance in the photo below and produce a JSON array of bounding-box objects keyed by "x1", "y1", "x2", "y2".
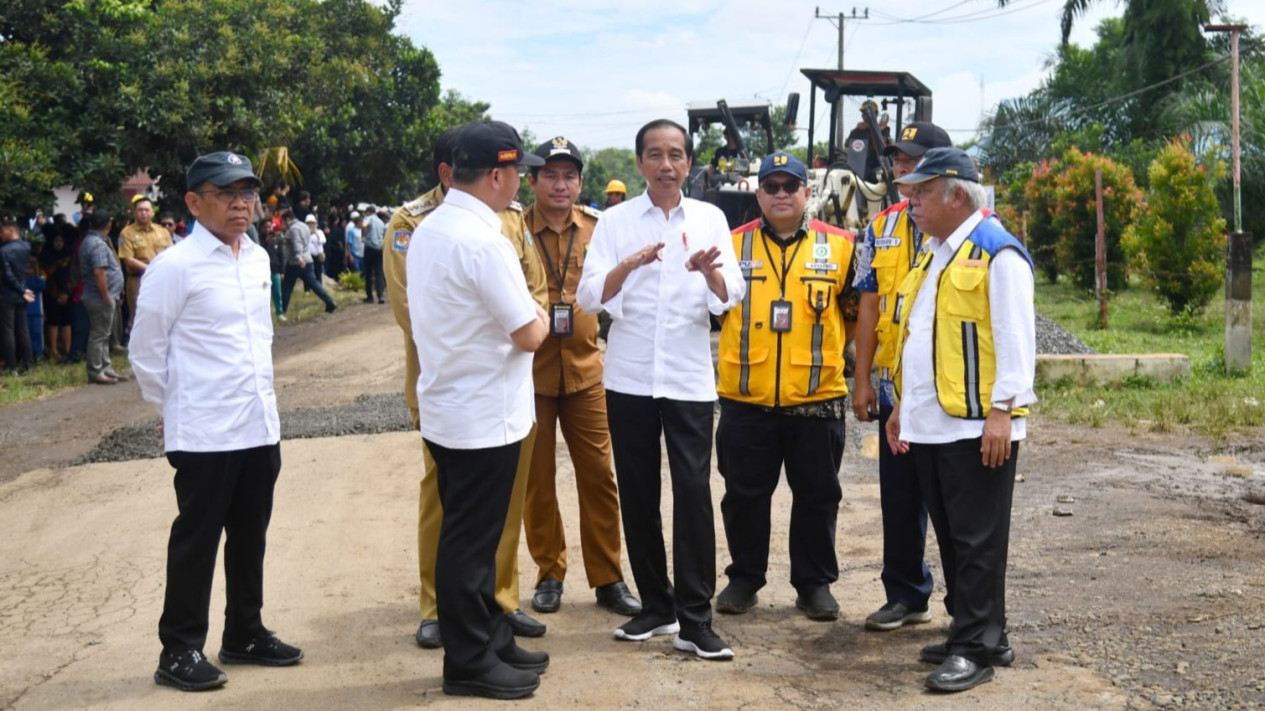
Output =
[
  {"x1": 685, "y1": 246, "x2": 723, "y2": 275},
  {"x1": 623, "y1": 242, "x2": 664, "y2": 271}
]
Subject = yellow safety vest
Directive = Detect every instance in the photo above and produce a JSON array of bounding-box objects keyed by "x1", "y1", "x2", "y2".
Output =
[
  {"x1": 890, "y1": 215, "x2": 1032, "y2": 419},
  {"x1": 867, "y1": 201, "x2": 920, "y2": 377},
  {"x1": 718, "y1": 219, "x2": 856, "y2": 408}
]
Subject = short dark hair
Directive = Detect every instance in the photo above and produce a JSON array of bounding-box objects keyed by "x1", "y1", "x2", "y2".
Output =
[
  {"x1": 156, "y1": 211, "x2": 176, "y2": 225},
  {"x1": 450, "y1": 144, "x2": 496, "y2": 186},
  {"x1": 279, "y1": 208, "x2": 296, "y2": 221},
  {"x1": 297, "y1": 190, "x2": 311, "y2": 202},
  {"x1": 432, "y1": 126, "x2": 464, "y2": 181},
  {"x1": 88, "y1": 210, "x2": 112, "y2": 231},
  {"x1": 635, "y1": 119, "x2": 692, "y2": 161},
  {"x1": 0, "y1": 219, "x2": 19, "y2": 232},
  {"x1": 132, "y1": 197, "x2": 153, "y2": 210}
]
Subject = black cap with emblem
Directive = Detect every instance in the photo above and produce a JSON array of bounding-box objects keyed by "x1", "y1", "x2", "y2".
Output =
[
  {"x1": 532, "y1": 137, "x2": 584, "y2": 171},
  {"x1": 186, "y1": 151, "x2": 264, "y2": 190}
]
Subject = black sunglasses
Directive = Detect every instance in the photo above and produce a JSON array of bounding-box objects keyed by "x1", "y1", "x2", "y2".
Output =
[{"x1": 760, "y1": 179, "x2": 802, "y2": 196}]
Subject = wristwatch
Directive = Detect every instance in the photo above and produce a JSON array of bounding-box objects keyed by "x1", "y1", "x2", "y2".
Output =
[{"x1": 991, "y1": 401, "x2": 1013, "y2": 414}]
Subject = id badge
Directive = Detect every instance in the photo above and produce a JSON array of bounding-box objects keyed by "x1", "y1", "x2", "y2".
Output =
[
  {"x1": 551, "y1": 302, "x2": 574, "y2": 337},
  {"x1": 770, "y1": 299, "x2": 793, "y2": 333}
]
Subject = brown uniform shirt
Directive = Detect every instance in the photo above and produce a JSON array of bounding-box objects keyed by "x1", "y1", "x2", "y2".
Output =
[
  {"x1": 384, "y1": 185, "x2": 549, "y2": 426},
  {"x1": 117, "y1": 222, "x2": 173, "y2": 273},
  {"x1": 524, "y1": 203, "x2": 603, "y2": 397}
]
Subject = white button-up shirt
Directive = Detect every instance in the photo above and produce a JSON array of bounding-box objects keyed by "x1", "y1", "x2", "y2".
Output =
[
  {"x1": 406, "y1": 188, "x2": 539, "y2": 450},
  {"x1": 576, "y1": 192, "x2": 745, "y2": 402},
  {"x1": 129, "y1": 224, "x2": 280, "y2": 452},
  {"x1": 900, "y1": 209, "x2": 1036, "y2": 444}
]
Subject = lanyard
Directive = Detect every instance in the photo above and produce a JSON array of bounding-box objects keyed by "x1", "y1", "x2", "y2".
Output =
[
  {"x1": 760, "y1": 229, "x2": 807, "y2": 297},
  {"x1": 537, "y1": 224, "x2": 578, "y2": 300}
]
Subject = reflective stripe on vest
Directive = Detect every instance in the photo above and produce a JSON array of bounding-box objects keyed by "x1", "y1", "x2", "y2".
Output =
[{"x1": 738, "y1": 229, "x2": 756, "y2": 396}]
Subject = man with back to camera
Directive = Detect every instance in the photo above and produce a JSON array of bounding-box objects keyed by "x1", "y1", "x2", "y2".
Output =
[
  {"x1": 522, "y1": 137, "x2": 640, "y2": 619},
  {"x1": 278, "y1": 208, "x2": 337, "y2": 315},
  {"x1": 885, "y1": 147, "x2": 1036, "y2": 693},
  {"x1": 712, "y1": 151, "x2": 856, "y2": 622},
  {"x1": 361, "y1": 205, "x2": 387, "y2": 303},
  {"x1": 130, "y1": 151, "x2": 303, "y2": 692},
  {"x1": 850, "y1": 121, "x2": 955, "y2": 634},
  {"x1": 576, "y1": 118, "x2": 745, "y2": 661},
  {"x1": 384, "y1": 125, "x2": 552, "y2": 652},
  {"x1": 406, "y1": 120, "x2": 552, "y2": 700}
]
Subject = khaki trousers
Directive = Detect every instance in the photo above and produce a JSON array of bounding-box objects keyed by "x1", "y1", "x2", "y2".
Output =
[
  {"x1": 525, "y1": 384, "x2": 623, "y2": 589},
  {"x1": 416, "y1": 424, "x2": 536, "y2": 619}
]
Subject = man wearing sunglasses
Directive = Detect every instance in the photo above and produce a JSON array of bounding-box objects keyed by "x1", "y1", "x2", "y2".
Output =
[
  {"x1": 849, "y1": 121, "x2": 953, "y2": 635},
  {"x1": 713, "y1": 151, "x2": 856, "y2": 622},
  {"x1": 131, "y1": 151, "x2": 303, "y2": 692}
]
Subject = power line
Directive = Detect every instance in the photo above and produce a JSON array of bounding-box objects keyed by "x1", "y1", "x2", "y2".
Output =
[{"x1": 869, "y1": 0, "x2": 1057, "y2": 26}]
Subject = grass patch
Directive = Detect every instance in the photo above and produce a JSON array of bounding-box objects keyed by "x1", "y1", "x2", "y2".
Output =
[
  {"x1": 1035, "y1": 246, "x2": 1265, "y2": 444},
  {"x1": 0, "y1": 353, "x2": 132, "y2": 407},
  {"x1": 276, "y1": 276, "x2": 364, "y2": 325}
]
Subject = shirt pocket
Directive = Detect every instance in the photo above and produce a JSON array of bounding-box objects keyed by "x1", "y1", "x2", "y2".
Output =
[
  {"x1": 797, "y1": 276, "x2": 837, "y2": 317},
  {"x1": 942, "y1": 265, "x2": 987, "y2": 321}
]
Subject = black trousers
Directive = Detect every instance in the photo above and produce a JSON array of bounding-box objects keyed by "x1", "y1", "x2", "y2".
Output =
[
  {"x1": 716, "y1": 399, "x2": 843, "y2": 592},
  {"x1": 0, "y1": 301, "x2": 32, "y2": 371},
  {"x1": 878, "y1": 404, "x2": 934, "y2": 610},
  {"x1": 281, "y1": 263, "x2": 335, "y2": 312},
  {"x1": 158, "y1": 444, "x2": 282, "y2": 653},
  {"x1": 914, "y1": 438, "x2": 1017, "y2": 666},
  {"x1": 362, "y1": 247, "x2": 385, "y2": 300},
  {"x1": 426, "y1": 438, "x2": 520, "y2": 681},
  {"x1": 606, "y1": 391, "x2": 715, "y2": 627}
]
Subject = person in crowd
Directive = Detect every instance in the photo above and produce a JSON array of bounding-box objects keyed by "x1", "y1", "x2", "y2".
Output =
[
  {"x1": 323, "y1": 209, "x2": 345, "y2": 281},
  {"x1": 118, "y1": 197, "x2": 174, "y2": 337},
  {"x1": 131, "y1": 150, "x2": 303, "y2": 693},
  {"x1": 361, "y1": 206, "x2": 386, "y2": 303},
  {"x1": 25, "y1": 257, "x2": 45, "y2": 362},
  {"x1": 576, "y1": 119, "x2": 744, "y2": 660},
  {"x1": 712, "y1": 152, "x2": 856, "y2": 622},
  {"x1": 304, "y1": 214, "x2": 326, "y2": 285},
  {"x1": 157, "y1": 212, "x2": 183, "y2": 245},
  {"x1": 406, "y1": 120, "x2": 551, "y2": 700},
  {"x1": 261, "y1": 221, "x2": 286, "y2": 321},
  {"x1": 0, "y1": 220, "x2": 35, "y2": 374},
  {"x1": 850, "y1": 121, "x2": 954, "y2": 634},
  {"x1": 885, "y1": 147, "x2": 1035, "y2": 693},
  {"x1": 604, "y1": 180, "x2": 626, "y2": 208},
  {"x1": 78, "y1": 211, "x2": 125, "y2": 384},
  {"x1": 292, "y1": 190, "x2": 313, "y2": 222},
  {"x1": 522, "y1": 137, "x2": 640, "y2": 620},
  {"x1": 345, "y1": 211, "x2": 363, "y2": 273},
  {"x1": 39, "y1": 229, "x2": 74, "y2": 362},
  {"x1": 278, "y1": 209, "x2": 337, "y2": 315},
  {"x1": 384, "y1": 124, "x2": 552, "y2": 653}
]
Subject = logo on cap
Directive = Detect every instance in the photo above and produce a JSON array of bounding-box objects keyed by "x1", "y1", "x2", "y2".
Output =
[
  {"x1": 773, "y1": 154, "x2": 788, "y2": 166},
  {"x1": 498, "y1": 149, "x2": 519, "y2": 163},
  {"x1": 901, "y1": 127, "x2": 918, "y2": 141},
  {"x1": 551, "y1": 137, "x2": 568, "y2": 148},
  {"x1": 227, "y1": 154, "x2": 243, "y2": 165}
]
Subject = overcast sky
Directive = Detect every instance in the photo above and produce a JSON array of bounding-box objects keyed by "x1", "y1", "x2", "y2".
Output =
[{"x1": 395, "y1": 0, "x2": 1265, "y2": 151}]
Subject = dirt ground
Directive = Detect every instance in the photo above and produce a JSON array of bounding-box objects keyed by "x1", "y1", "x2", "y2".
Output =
[{"x1": 2, "y1": 304, "x2": 1264, "y2": 710}]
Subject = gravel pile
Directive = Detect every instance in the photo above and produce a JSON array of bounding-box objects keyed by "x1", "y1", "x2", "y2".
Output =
[
  {"x1": 1035, "y1": 312, "x2": 1095, "y2": 355},
  {"x1": 76, "y1": 393, "x2": 413, "y2": 465}
]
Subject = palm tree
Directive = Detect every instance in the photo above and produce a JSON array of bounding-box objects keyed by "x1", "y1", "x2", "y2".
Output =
[{"x1": 997, "y1": 0, "x2": 1225, "y2": 46}]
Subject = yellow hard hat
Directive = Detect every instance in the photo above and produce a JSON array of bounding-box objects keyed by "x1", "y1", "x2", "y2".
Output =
[{"x1": 605, "y1": 179, "x2": 627, "y2": 195}]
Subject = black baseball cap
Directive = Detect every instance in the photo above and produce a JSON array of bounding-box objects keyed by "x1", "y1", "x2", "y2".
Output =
[
  {"x1": 186, "y1": 151, "x2": 264, "y2": 189},
  {"x1": 455, "y1": 121, "x2": 545, "y2": 171},
  {"x1": 883, "y1": 121, "x2": 952, "y2": 158},
  {"x1": 533, "y1": 137, "x2": 584, "y2": 170},
  {"x1": 893, "y1": 147, "x2": 980, "y2": 184}
]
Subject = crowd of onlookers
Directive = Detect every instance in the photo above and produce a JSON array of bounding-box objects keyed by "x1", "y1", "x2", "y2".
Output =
[{"x1": 0, "y1": 182, "x2": 388, "y2": 379}]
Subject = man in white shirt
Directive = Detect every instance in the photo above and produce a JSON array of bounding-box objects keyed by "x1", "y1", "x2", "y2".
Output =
[
  {"x1": 576, "y1": 119, "x2": 745, "y2": 661},
  {"x1": 130, "y1": 151, "x2": 303, "y2": 693},
  {"x1": 407, "y1": 121, "x2": 551, "y2": 700},
  {"x1": 884, "y1": 148, "x2": 1036, "y2": 693}
]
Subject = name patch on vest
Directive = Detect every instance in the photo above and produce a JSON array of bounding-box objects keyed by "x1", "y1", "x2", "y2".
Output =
[
  {"x1": 738, "y1": 259, "x2": 764, "y2": 270},
  {"x1": 805, "y1": 261, "x2": 838, "y2": 271},
  {"x1": 957, "y1": 258, "x2": 987, "y2": 268},
  {"x1": 875, "y1": 237, "x2": 902, "y2": 249}
]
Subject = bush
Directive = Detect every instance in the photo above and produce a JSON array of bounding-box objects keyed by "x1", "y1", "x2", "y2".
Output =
[
  {"x1": 1122, "y1": 136, "x2": 1226, "y2": 317},
  {"x1": 1048, "y1": 148, "x2": 1142, "y2": 292},
  {"x1": 338, "y1": 270, "x2": 365, "y2": 292}
]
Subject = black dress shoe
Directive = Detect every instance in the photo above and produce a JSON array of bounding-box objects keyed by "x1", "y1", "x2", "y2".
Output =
[
  {"x1": 498, "y1": 643, "x2": 549, "y2": 674},
  {"x1": 794, "y1": 586, "x2": 840, "y2": 621},
  {"x1": 920, "y1": 641, "x2": 1014, "y2": 667},
  {"x1": 532, "y1": 579, "x2": 563, "y2": 614},
  {"x1": 415, "y1": 619, "x2": 442, "y2": 649},
  {"x1": 925, "y1": 654, "x2": 995, "y2": 693},
  {"x1": 595, "y1": 581, "x2": 642, "y2": 616},
  {"x1": 505, "y1": 609, "x2": 546, "y2": 638},
  {"x1": 443, "y1": 662, "x2": 539, "y2": 700}
]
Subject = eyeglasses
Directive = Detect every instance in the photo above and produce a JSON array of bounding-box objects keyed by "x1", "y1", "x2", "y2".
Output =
[
  {"x1": 759, "y1": 179, "x2": 802, "y2": 196},
  {"x1": 197, "y1": 188, "x2": 259, "y2": 204}
]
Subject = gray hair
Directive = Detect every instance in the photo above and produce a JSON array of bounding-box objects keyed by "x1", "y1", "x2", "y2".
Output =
[{"x1": 940, "y1": 177, "x2": 987, "y2": 210}]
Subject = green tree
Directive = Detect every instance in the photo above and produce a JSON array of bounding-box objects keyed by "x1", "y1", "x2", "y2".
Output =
[
  {"x1": 580, "y1": 147, "x2": 644, "y2": 207},
  {"x1": 1122, "y1": 137, "x2": 1226, "y2": 315},
  {"x1": 1048, "y1": 148, "x2": 1143, "y2": 291}
]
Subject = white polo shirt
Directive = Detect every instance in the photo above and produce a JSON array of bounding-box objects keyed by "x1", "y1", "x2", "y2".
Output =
[
  {"x1": 576, "y1": 192, "x2": 744, "y2": 402},
  {"x1": 900, "y1": 209, "x2": 1037, "y2": 444},
  {"x1": 129, "y1": 224, "x2": 280, "y2": 452},
  {"x1": 406, "y1": 188, "x2": 539, "y2": 449}
]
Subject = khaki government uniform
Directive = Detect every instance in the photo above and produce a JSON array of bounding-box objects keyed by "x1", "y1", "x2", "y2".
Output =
[
  {"x1": 522, "y1": 204, "x2": 624, "y2": 590},
  {"x1": 383, "y1": 185, "x2": 549, "y2": 620},
  {"x1": 117, "y1": 222, "x2": 172, "y2": 330}
]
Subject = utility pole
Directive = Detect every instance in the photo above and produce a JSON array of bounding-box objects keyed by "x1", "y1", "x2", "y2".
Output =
[
  {"x1": 1207, "y1": 23, "x2": 1252, "y2": 374},
  {"x1": 816, "y1": 7, "x2": 869, "y2": 150}
]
